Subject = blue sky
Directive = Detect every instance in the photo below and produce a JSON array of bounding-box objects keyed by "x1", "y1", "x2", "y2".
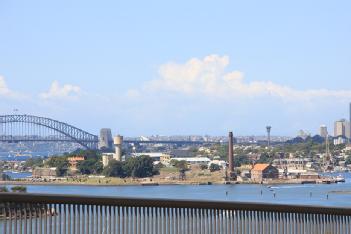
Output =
[{"x1": 0, "y1": 1, "x2": 350, "y2": 136}]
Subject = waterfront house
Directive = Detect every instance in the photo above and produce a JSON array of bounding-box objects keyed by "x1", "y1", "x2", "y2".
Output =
[
  {"x1": 67, "y1": 156, "x2": 86, "y2": 171},
  {"x1": 251, "y1": 163, "x2": 279, "y2": 182}
]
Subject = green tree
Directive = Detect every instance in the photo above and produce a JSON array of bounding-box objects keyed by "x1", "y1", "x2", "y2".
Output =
[
  {"x1": 45, "y1": 156, "x2": 69, "y2": 177},
  {"x1": 123, "y1": 156, "x2": 157, "y2": 178},
  {"x1": 257, "y1": 153, "x2": 272, "y2": 164},
  {"x1": 103, "y1": 160, "x2": 125, "y2": 177},
  {"x1": 170, "y1": 160, "x2": 188, "y2": 170},
  {"x1": 209, "y1": 163, "x2": 221, "y2": 172},
  {"x1": 345, "y1": 156, "x2": 351, "y2": 166},
  {"x1": 45, "y1": 156, "x2": 68, "y2": 167},
  {"x1": 56, "y1": 163, "x2": 69, "y2": 177},
  {"x1": 216, "y1": 144, "x2": 228, "y2": 160},
  {"x1": 24, "y1": 157, "x2": 44, "y2": 169},
  {"x1": 1, "y1": 173, "x2": 11, "y2": 181},
  {"x1": 234, "y1": 155, "x2": 250, "y2": 167},
  {"x1": 199, "y1": 164, "x2": 208, "y2": 170},
  {"x1": 11, "y1": 186, "x2": 27, "y2": 193},
  {"x1": 0, "y1": 186, "x2": 9, "y2": 192},
  {"x1": 78, "y1": 159, "x2": 103, "y2": 175}
]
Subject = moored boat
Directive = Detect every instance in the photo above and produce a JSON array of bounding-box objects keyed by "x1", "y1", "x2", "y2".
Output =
[{"x1": 335, "y1": 175, "x2": 345, "y2": 183}]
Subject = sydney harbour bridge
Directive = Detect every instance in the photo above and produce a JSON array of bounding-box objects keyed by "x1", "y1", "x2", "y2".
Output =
[{"x1": 0, "y1": 114, "x2": 98, "y2": 149}]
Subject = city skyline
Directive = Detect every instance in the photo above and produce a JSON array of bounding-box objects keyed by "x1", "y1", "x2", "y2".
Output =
[{"x1": 1, "y1": 1, "x2": 351, "y2": 136}]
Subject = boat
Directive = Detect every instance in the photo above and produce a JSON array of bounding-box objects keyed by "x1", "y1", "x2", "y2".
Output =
[
  {"x1": 141, "y1": 182, "x2": 159, "y2": 186},
  {"x1": 335, "y1": 175, "x2": 345, "y2": 183},
  {"x1": 301, "y1": 180, "x2": 316, "y2": 184}
]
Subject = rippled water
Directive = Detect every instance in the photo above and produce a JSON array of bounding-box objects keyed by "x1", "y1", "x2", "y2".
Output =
[{"x1": 5, "y1": 172, "x2": 351, "y2": 208}]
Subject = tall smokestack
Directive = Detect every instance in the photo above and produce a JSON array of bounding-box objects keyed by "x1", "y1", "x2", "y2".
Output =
[{"x1": 228, "y1": 131, "x2": 234, "y2": 173}]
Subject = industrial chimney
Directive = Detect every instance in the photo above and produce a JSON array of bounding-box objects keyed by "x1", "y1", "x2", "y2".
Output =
[{"x1": 228, "y1": 131, "x2": 234, "y2": 174}]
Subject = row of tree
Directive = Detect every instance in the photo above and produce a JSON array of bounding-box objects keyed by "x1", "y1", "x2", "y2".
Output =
[
  {"x1": 103, "y1": 156, "x2": 159, "y2": 178},
  {"x1": 38, "y1": 151, "x2": 159, "y2": 178},
  {"x1": 0, "y1": 185, "x2": 27, "y2": 193},
  {"x1": 44, "y1": 150, "x2": 103, "y2": 177}
]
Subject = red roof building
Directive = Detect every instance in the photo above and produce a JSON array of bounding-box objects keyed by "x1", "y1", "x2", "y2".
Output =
[{"x1": 251, "y1": 163, "x2": 279, "y2": 182}]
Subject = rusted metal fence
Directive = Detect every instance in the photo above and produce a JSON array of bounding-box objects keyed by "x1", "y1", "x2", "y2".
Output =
[{"x1": 1, "y1": 193, "x2": 351, "y2": 233}]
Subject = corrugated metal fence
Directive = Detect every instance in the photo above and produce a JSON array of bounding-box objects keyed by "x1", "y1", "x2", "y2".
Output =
[{"x1": 1, "y1": 193, "x2": 351, "y2": 234}]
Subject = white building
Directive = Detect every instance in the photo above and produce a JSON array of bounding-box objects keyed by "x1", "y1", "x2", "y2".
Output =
[
  {"x1": 132, "y1": 152, "x2": 164, "y2": 161},
  {"x1": 319, "y1": 125, "x2": 328, "y2": 138},
  {"x1": 102, "y1": 154, "x2": 114, "y2": 167},
  {"x1": 334, "y1": 136, "x2": 347, "y2": 145},
  {"x1": 171, "y1": 157, "x2": 211, "y2": 165},
  {"x1": 334, "y1": 119, "x2": 350, "y2": 139},
  {"x1": 272, "y1": 158, "x2": 311, "y2": 174}
]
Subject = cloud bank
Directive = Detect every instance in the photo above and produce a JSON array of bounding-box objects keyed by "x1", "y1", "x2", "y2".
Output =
[
  {"x1": 142, "y1": 55, "x2": 351, "y2": 100},
  {"x1": 40, "y1": 81, "x2": 81, "y2": 100},
  {"x1": 0, "y1": 76, "x2": 22, "y2": 99}
]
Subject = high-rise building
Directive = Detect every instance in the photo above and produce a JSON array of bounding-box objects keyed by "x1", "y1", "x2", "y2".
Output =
[
  {"x1": 347, "y1": 121, "x2": 351, "y2": 140},
  {"x1": 349, "y1": 103, "x2": 351, "y2": 141},
  {"x1": 99, "y1": 128, "x2": 113, "y2": 150},
  {"x1": 319, "y1": 125, "x2": 328, "y2": 138},
  {"x1": 334, "y1": 119, "x2": 350, "y2": 139}
]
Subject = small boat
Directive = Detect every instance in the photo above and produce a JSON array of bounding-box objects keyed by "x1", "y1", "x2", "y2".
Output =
[
  {"x1": 335, "y1": 175, "x2": 345, "y2": 183},
  {"x1": 141, "y1": 182, "x2": 159, "y2": 186},
  {"x1": 301, "y1": 180, "x2": 316, "y2": 184}
]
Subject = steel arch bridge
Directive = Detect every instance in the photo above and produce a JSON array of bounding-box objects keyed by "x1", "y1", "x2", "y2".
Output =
[{"x1": 0, "y1": 114, "x2": 98, "y2": 149}]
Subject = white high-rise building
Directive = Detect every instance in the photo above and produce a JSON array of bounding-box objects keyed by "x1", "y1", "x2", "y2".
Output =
[
  {"x1": 319, "y1": 125, "x2": 328, "y2": 138},
  {"x1": 334, "y1": 119, "x2": 350, "y2": 139},
  {"x1": 347, "y1": 121, "x2": 351, "y2": 139}
]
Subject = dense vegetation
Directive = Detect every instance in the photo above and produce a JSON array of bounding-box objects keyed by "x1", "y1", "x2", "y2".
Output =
[
  {"x1": 1, "y1": 173, "x2": 11, "y2": 181},
  {"x1": 213, "y1": 135, "x2": 349, "y2": 165},
  {"x1": 24, "y1": 157, "x2": 44, "y2": 169},
  {"x1": 11, "y1": 185, "x2": 27, "y2": 193},
  {"x1": 103, "y1": 155, "x2": 159, "y2": 178},
  {"x1": 209, "y1": 163, "x2": 220, "y2": 172},
  {"x1": 45, "y1": 156, "x2": 69, "y2": 176},
  {"x1": 36, "y1": 150, "x2": 103, "y2": 177},
  {"x1": 0, "y1": 186, "x2": 8, "y2": 192},
  {"x1": 31, "y1": 150, "x2": 158, "y2": 178},
  {"x1": 169, "y1": 159, "x2": 188, "y2": 170},
  {"x1": 76, "y1": 150, "x2": 103, "y2": 175},
  {"x1": 0, "y1": 186, "x2": 27, "y2": 193}
]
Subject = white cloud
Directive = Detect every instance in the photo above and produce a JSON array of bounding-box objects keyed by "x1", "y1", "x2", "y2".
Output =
[
  {"x1": 40, "y1": 81, "x2": 81, "y2": 100},
  {"x1": 126, "y1": 89, "x2": 141, "y2": 99},
  {"x1": 143, "y1": 55, "x2": 351, "y2": 100},
  {"x1": 0, "y1": 76, "x2": 23, "y2": 99}
]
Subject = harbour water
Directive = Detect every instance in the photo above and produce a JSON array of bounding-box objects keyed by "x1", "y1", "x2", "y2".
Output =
[
  {"x1": 3, "y1": 171, "x2": 32, "y2": 179},
  {"x1": 3, "y1": 172, "x2": 351, "y2": 208},
  {"x1": 1, "y1": 173, "x2": 351, "y2": 233}
]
